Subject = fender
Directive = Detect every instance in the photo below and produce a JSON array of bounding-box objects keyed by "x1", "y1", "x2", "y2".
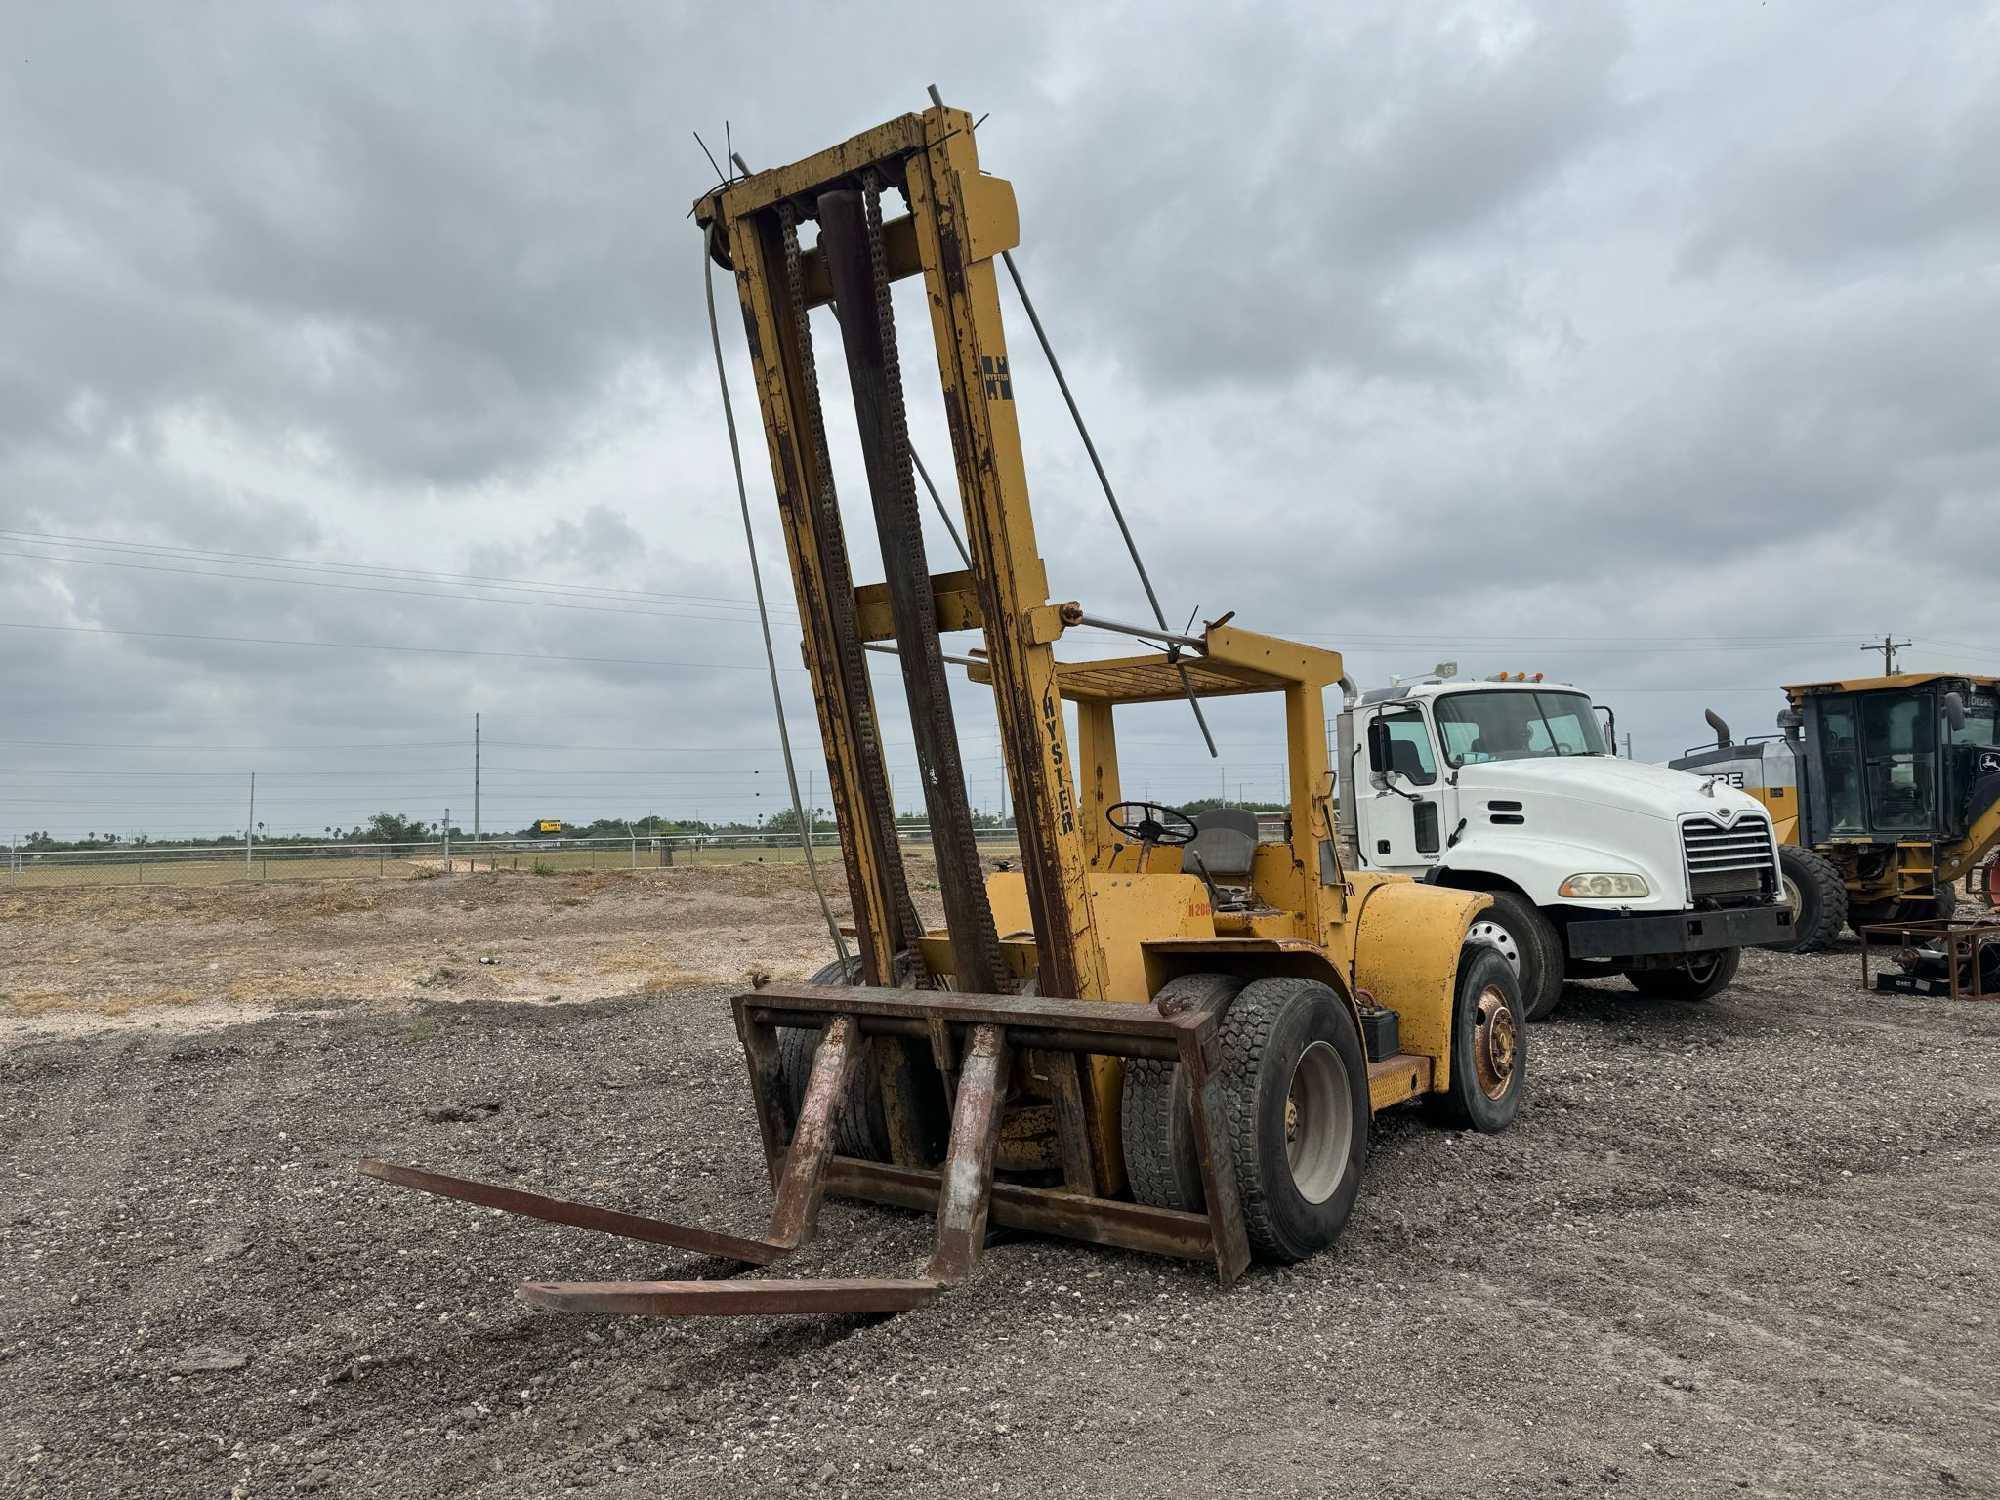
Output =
[{"x1": 1349, "y1": 879, "x2": 1490, "y2": 1092}]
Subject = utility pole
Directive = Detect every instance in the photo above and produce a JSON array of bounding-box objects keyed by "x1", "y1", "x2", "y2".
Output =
[
  {"x1": 245, "y1": 771, "x2": 255, "y2": 872},
  {"x1": 1623, "y1": 732, "x2": 1634, "y2": 760},
  {"x1": 1862, "y1": 635, "x2": 1910, "y2": 674},
  {"x1": 443, "y1": 808, "x2": 451, "y2": 871},
  {"x1": 473, "y1": 712, "x2": 481, "y2": 854}
]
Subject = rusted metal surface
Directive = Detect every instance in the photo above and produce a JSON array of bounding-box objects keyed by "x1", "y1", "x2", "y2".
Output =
[
  {"x1": 518, "y1": 1278, "x2": 943, "y2": 1318},
  {"x1": 898, "y1": 112, "x2": 1107, "y2": 1004},
  {"x1": 1175, "y1": 1028, "x2": 1251, "y2": 1285},
  {"x1": 1471, "y1": 981, "x2": 1520, "y2": 1100},
  {"x1": 356, "y1": 1160, "x2": 788, "y2": 1266},
  {"x1": 1029, "y1": 1048, "x2": 1097, "y2": 1192},
  {"x1": 826, "y1": 1157, "x2": 1217, "y2": 1262},
  {"x1": 740, "y1": 981, "x2": 1192, "y2": 1042},
  {"x1": 734, "y1": 1010, "x2": 790, "y2": 1187},
  {"x1": 1861, "y1": 917, "x2": 2000, "y2": 1000},
  {"x1": 766, "y1": 1016, "x2": 861, "y2": 1247},
  {"x1": 773, "y1": 200, "x2": 926, "y2": 984},
  {"x1": 816, "y1": 178, "x2": 1006, "y2": 995},
  {"x1": 927, "y1": 1023, "x2": 1010, "y2": 1283}
]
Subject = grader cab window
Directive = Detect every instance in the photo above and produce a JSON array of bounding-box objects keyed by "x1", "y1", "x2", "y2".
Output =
[
  {"x1": 1816, "y1": 698, "x2": 1866, "y2": 835},
  {"x1": 1946, "y1": 692, "x2": 1999, "y2": 748},
  {"x1": 1860, "y1": 692, "x2": 1937, "y2": 834}
]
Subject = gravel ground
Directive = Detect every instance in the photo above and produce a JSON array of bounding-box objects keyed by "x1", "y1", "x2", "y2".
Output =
[{"x1": 4, "y1": 919, "x2": 1998, "y2": 1498}]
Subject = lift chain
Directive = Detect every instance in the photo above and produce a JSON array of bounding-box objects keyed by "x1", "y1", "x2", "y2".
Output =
[
  {"x1": 777, "y1": 202, "x2": 927, "y2": 970},
  {"x1": 860, "y1": 170, "x2": 1006, "y2": 993}
]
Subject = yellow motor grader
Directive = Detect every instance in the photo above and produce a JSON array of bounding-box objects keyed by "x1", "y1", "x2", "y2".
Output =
[
  {"x1": 361, "y1": 98, "x2": 1527, "y2": 1316},
  {"x1": 1673, "y1": 673, "x2": 2000, "y2": 951}
]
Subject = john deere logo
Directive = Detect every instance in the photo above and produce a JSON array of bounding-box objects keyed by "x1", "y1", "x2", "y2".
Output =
[{"x1": 1982, "y1": 752, "x2": 2000, "y2": 774}]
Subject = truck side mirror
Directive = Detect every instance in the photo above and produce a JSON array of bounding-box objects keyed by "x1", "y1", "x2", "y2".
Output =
[
  {"x1": 1365, "y1": 717, "x2": 1390, "y2": 784},
  {"x1": 1943, "y1": 691, "x2": 1967, "y2": 733}
]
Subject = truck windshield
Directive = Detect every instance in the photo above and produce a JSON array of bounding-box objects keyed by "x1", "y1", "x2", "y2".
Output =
[{"x1": 1435, "y1": 691, "x2": 1608, "y2": 766}]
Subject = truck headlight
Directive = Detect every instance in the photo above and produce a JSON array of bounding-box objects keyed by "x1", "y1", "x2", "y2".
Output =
[{"x1": 1559, "y1": 872, "x2": 1650, "y2": 899}]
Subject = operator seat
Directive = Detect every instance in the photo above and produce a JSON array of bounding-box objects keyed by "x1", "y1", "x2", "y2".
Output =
[{"x1": 1187, "y1": 808, "x2": 1259, "y2": 911}]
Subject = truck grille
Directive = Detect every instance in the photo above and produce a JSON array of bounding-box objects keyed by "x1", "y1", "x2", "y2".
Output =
[{"x1": 1681, "y1": 813, "x2": 1776, "y2": 902}]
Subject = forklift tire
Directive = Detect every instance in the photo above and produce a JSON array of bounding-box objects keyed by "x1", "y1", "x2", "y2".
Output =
[
  {"x1": 1121, "y1": 973, "x2": 1245, "y2": 1212},
  {"x1": 1769, "y1": 845, "x2": 1847, "y2": 953},
  {"x1": 1425, "y1": 944, "x2": 1527, "y2": 1134},
  {"x1": 776, "y1": 958, "x2": 892, "y2": 1162},
  {"x1": 1215, "y1": 976, "x2": 1369, "y2": 1264},
  {"x1": 1465, "y1": 890, "x2": 1564, "y2": 1022},
  {"x1": 1623, "y1": 946, "x2": 1741, "y2": 1001}
]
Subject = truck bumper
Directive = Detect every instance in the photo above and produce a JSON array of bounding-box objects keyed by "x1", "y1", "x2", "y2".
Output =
[{"x1": 1565, "y1": 903, "x2": 1792, "y2": 960}]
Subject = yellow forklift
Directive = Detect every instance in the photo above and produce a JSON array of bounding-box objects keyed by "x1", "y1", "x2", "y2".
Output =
[
  {"x1": 1673, "y1": 673, "x2": 2000, "y2": 950},
  {"x1": 361, "y1": 98, "x2": 1526, "y2": 1316}
]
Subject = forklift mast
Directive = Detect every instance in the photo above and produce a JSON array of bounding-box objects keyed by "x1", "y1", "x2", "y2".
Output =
[{"x1": 695, "y1": 105, "x2": 1106, "y2": 1000}]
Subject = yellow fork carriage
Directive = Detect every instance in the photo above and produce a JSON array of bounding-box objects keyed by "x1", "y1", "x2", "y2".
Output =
[{"x1": 362, "y1": 96, "x2": 1527, "y2": 1318}]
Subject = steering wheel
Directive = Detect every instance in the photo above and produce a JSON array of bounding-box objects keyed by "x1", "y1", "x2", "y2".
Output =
[{"x1": 1106, "y1": 801, "x2": 1198, "y2": 846}]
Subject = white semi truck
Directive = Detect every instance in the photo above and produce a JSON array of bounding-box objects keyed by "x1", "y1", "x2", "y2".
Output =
[{"x1": 1335, "y1": 674, "x2": 1793, "y2": 1019}]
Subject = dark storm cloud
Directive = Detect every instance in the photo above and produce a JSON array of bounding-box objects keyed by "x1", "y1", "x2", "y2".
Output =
[{"x1": 3, "y1": 0, "x2": 1997, "y2": 836}]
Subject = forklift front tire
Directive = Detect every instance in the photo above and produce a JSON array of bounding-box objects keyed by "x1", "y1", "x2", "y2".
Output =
[
  {"x1": 775, "y1": 958, "x2": 892, "y2": 1162},
  {"x1": 1216, "y1": 976, "x2": 1369, "y2": 1264},
  {"x1": 1122, "y1": 973, "x2": 1245, "y2": 1212}
]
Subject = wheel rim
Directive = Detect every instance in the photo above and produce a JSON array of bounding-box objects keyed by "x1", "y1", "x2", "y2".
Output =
[
  {"x1": 1684, "y1": 952, "x2": 1722, "y2": 982},
  {"x1": 1466, "y1": 919, "x2": 1521, "y2": 977},
  {"x1": 1283, "y1": 1041, "x2": 1351, "y2": 1204},
  {"x1": 1471, "y1": 983, "x2": 1519, "y2": 1101},
  {"x1": 1780, "y1": 873, "x2": 1803, "y2": 919}
]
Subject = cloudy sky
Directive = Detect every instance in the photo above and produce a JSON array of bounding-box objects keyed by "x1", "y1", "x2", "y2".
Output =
[{"x1": 3, "y1": 0, "x2": 1996, "y2": 842}]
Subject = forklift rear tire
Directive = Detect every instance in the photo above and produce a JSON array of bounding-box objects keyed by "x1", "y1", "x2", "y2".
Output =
[
  {"x1": 1466, "y1": 890, "x2": 1565, "y2": 1022},
  {"x1": 1623, "y1": 946, "x2": 1741, "y2": 1001},
  {"x1": 1425, "y1": 944, "x2": 1526, "y2": 1134},
  {"x1": 776, "y1": 958, "x2": 892, "y2": 1162},
  {"x1": 1216, "y1": 976, "x2": 1369, "y2": 1264},
  {"x1": 1769, "y1": 845, "x2": 1847, "y2": 952},
  {"x1": 1121, "y1": 973, "x2": 1245, "y2": 1212}
]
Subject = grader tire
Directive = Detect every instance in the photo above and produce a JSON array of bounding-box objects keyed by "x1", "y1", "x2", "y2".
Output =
[
  {"x1": 1121, "y1": 973, "x2": 1244, "y2": 1212},
  {"x1": 1216, "y1": 976, "x2": 1369, "y2": 1264},
  {"x1": 1769, "y1": 845, "x2": 1847, "y2": 952},
  {"x1": 776, "y1": 957, "x2": 892, "y2": 1162},
  {"x1": 1902, "y1": 883, "x2": 1957, "y2": 924}
]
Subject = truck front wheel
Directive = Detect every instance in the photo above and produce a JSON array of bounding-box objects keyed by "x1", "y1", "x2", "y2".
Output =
[
  {"x1": 1465, "y1": 890, "x2": 1565, "y2": 1022},
  {"x1": 1623, "y1": 946, "x2": 1741, "y2": 1001}
]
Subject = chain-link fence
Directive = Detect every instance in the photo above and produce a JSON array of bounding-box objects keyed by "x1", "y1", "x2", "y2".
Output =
[{"x1": 3, "y1": 829, "x2": 1022, "y2": 891}]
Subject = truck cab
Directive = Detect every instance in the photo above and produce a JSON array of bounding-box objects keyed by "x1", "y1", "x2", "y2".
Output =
[{"x1": 1337, "y1": 676, "x2": 1793, "y2": 1018}]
